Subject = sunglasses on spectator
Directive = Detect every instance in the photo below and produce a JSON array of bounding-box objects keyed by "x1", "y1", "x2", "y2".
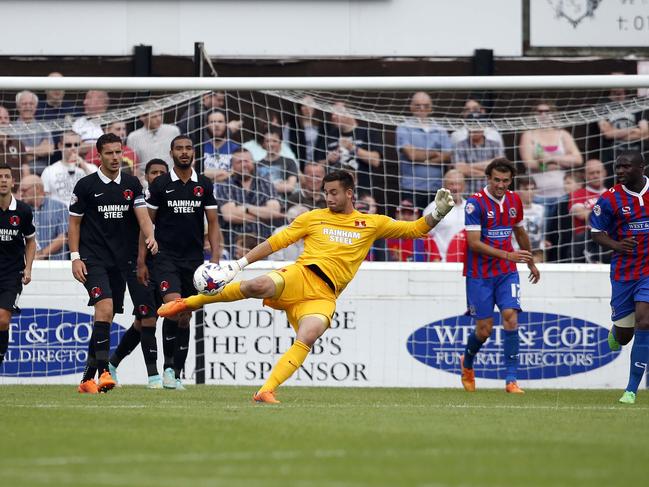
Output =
[{"x1": 64, "y1": 142, "x2": 81, "y2": 147}]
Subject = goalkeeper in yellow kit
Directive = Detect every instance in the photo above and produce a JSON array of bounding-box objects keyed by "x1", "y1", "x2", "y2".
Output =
[{"x1": 158, "y1": 170, "x2": 455, "y2": 403}]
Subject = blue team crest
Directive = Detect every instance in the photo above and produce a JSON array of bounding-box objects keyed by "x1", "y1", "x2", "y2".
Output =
[
  {"x1": 465, "y1": 202, "x2": 475, "y2": 214},
  {"x1": 1, "y1": 309, "x2": 125, "y2": 377},
  {"x1": 406, "y1": 312, "x2": 619, "y2": 380},
  {"x1": 592, "y1": 204, "x2": 601, "y2": 216},
  {"x1": 508, "y1": 208, "x2": 517, "y2": 218}
]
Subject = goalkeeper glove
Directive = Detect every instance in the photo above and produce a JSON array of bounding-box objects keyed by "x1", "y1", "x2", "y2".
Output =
[
  {"x1": 431, "y1": 188, "x2": 455, "y2": 221},
  {"x1": 222, "y1": 257, "x2": 249, "y2": 283}
]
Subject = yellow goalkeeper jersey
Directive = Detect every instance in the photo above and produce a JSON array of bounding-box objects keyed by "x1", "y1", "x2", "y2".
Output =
[{"x1": 267, "y1": 208, "x2": 431, "y2": 296}]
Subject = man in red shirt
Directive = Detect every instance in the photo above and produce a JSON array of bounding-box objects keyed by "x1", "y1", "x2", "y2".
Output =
[
  {"x1": 387, "y1": 199, "x2": 441, "y2": 262},
  {"x1": 568, "y1": 159, "x2": 607, "y2": 262}
]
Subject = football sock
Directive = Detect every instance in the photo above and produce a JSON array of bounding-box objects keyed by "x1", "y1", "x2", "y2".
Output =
[
  {"x1": 93, "y1": 321, "x2": 111, "y2": 375},
  {"x1": 503, "y1": 329, "x2": 519, "y2": 384},
  {"x1": 185, "y1": 281, "x2": 245, "y2": 308},
  {"x1": 162, "y1": 318, "x2": 177, "y2": 370},
  {"x1": 259, "y1": 340, "x2": 311, "y2": 393},
  {"x1": 81, "y1": 328, "x2": 98, "y2": 382},
  {"x1": 0, "y1": 329, "x2": 8, "y2": 366},
  {"x1": 625, "y1": 329, "x2": 649, "y2": 394},
  {"x1": 109, "y1": 324, "x2": 140, "y2": 367},
  {"x1": 140, "y1": 326, "x2": 158, "y2": 377},
  {"x1": 463, "y1": 331, "x2": 484, "y2": 369},
  {"x1": 174, "y1": 326, "x2": 190, "y2": 379}
]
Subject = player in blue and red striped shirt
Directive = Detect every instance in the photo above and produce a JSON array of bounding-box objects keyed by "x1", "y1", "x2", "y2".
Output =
[
  {"x1": 460, "y1": 158, "x2": 540, "y2": 393},
  {"x1": 590, "y1": 151, "x2": 649, "y2": 405}
]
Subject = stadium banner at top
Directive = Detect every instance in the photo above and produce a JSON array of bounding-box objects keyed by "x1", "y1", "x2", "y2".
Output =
[{"x1": 531, "y1": 1, "x2": 649, "y2": 47}]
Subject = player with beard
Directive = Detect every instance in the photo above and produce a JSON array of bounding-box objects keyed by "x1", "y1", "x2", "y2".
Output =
[
  {"x1": 145, "y1": 136, "x2": 221, "y2": 390},
  {"x1": 70, "y1": 133, "x2": 157, "y2": 394},
  {"x1": 158, "y1": 170, "x2": 455, "y2": 403}
]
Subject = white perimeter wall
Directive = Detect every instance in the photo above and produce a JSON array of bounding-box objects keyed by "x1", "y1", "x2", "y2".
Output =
[{"x1": 0, "y1": 0, "x2": 522, "y2": 57}]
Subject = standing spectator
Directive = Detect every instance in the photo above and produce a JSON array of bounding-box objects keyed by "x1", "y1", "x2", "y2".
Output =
[
  {"x1": 287, "y1": 95, "x2": 326, "y2": 170},
  {"x1": 214, "y1": 149, "x2": 283, "y2": 254},
  {"x1": 424, "y1": 170, "x2": 467, "y2": 261},
  {"x1": 41, "y1": 131, "x2": 97, "y2": 205},
  {"x1": 514, "y1": 176, "x2": 548, "y2": 263},
  {"x1": 452, "y1": 113, "x2": 504, "y2": 195},
  {"x1": 356, "y1": 194, "x2": 389, "y2": 262},
  {"x1": 386, "y1": 199, "x2": 441, "y2": 262},
  {"x1": 451, "y1": 98, "x2": 504, "y2": 146},
  {"x1": 127, "y1": 108, "x2": 181, "y2": 170},
  {"x1": 598, "y1": 80, "x2": 649, "y2": 181},
  {"x1": 18, "y1": 174, "x2": 69, "y2": 260},
  {"x1": 72, "y1": 90, "x2": 109, "y2": 156},
  {"x1": 242, "y1": 108, "x2": 296, "y2": 162},
  {"x1": 286, "y1": 161, "x2": 327, "y2": 210},
  {"x1": 37, "y1": 72, "x2": 77, "y2": 121},
  {"x1": 569, "y1": 159, "x2": 607, "y2": 262},
  {"x1": 84, "y1": 121, "x2": 139, "y2": 176},
  {"x1": 0, "y1": 105, "x2": 30, "y2": 183},
  {"x1": 323, "y1": 101, "x2": 382, "y2": 197},
  {"x1": 13, "y1": 90, "x2": 54, "y2": 175},
  {"x1": 396, "y1": 92, "x2": 452, "y2": 210},
  {"x1": 257, "y1": 129, "x2": 299, "y2": 202},
  {"x1": 202, "y1": 109, "x2": 240, "y2": 182},
  {"x1": 268, "y1": 204, "x2": 310, "y2": 262}
]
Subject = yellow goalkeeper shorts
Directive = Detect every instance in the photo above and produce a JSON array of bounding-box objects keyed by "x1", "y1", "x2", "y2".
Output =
[{"x1": 263, "y1": 264, "x2": 336, "y2": 331}]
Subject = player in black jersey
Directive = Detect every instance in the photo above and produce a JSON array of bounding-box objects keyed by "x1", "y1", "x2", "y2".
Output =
[
  {"x1": 0, "y1": 164, "x2": 36, "y2": 369},
  {"x1": 107, "y1": 159, "x2": 169, "y2": 389},
  {"x1": 145, "y1": 135, "x2": 221, "y2": 389},
  {"x1": 69, "y1": 133, "x2": 158, "y2": 394}
]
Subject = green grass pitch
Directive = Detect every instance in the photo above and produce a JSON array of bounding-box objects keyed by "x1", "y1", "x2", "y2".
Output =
[{"x1": 1, "y1": 386, "x2": 648, "y2": 487}]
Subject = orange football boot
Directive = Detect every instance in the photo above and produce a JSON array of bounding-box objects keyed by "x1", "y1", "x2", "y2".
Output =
[
  {"x1": 253, "y1": 390, "x2": 280, "y2": 404},
  {"x1": 78, "y1": 379, "x2": 99, "y2": 394},
  {"x1": 460, "y1": 355, "x2": 476, "y2": 392},
  {"x1": 157, "y1": 298, "x2": 191, "y2": 318},
  {"x1": 97, "y1": 371, "x2": 117, "y2": 393},
  {"x1": 505, "y1": 381, "x2": 525, "y2": 394}
]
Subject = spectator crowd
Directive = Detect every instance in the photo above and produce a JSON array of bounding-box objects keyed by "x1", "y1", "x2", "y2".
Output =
[{"x1": 1, "y1": 71, "x2": 647, "y2": 263}]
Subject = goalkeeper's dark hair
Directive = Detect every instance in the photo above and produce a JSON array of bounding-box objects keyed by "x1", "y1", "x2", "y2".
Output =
[
  {"x1": 144, "y1": 158, "x2": 169, "y2": 175},
  {"x1": 96, "y1": 133, "x2": 122, "y2": 153},
  {"x1": 485, "y1": 157, "x2": 517, "y2": 178},
  {"x1": 323, "y1": 170, "x2": 355, "y2": 191}
]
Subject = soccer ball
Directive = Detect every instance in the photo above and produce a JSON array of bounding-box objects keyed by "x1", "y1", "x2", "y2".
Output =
[{"x1": 193, "y1": 263, "x2": 228, "y2": 295}]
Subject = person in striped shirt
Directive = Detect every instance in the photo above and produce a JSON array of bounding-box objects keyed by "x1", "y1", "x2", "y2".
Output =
[
  {"x1": 590, "y1": 151, "x2": 649, "y2": 405},
  {"x1": 460, "y1": 158, "x2": 540, "y2": 394}
]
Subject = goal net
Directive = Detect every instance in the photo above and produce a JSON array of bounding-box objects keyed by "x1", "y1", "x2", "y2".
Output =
[{"x1": 0, "y1": 74, "x2": 646, "y2": 386}]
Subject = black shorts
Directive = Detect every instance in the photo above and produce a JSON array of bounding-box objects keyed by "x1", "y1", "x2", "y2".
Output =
[
  {"x1": 0, "y1": 273, "x2": 23, "y2": 314},
  {"x1": 125, "y1": 267, "x2": 160, "y2": 320},
  {"x1": 84, "y1": 263, "x2": 127, "y2": 314},
  {"x1": 151, "y1": 254, "x2": 202, "y2": 299}
]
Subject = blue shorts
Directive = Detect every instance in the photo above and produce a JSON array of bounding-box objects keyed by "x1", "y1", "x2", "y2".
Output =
[
  {"x1": 466, "y1": 273, "x2": 521, "y2": 320},
  {"x1": 610, "y1": 276, "x2": 649, "y2": 321}
]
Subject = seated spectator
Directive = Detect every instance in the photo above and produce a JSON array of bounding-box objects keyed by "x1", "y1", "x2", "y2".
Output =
[
  {"x1": 72, "y1": 90, "x2": 109, "y2": 156},
  {"x1": 323, "y1": 101, "x2": 382, "y2": 196},
  {"x1": 386, "y1": 199, "x2": 441, "y2": 262},
  {"x1": 37, "y1": 72, "x2": 77, "y2": 121},
  {"x1": 286, "y1": 161, "x2": 327, "y2": 210},
  {"x1": 452, "y1": 113, "x2": 504, "y2": 195},
  {"x1": 13, "y1": 90, "x2": 54, "y2": 175},
  {"x1": 514, "y1": 176, "x2": 548, "y2": 263},
  {"x1": 519, "y1": 101, "x2": 583, "y2": 206},
  {"x1": 423, "y1": 170, "x2": 467, "y2": 261},
  {"x1": 41, "y1": 131, "x2": 97, "y2": 205},
  {"x1": 569, "y1": 159, "x2": 607, "y2": 262},
  {"x1": 597, "y1": 78, "x2": 649, "y2": 181},
  {"x1": 179, "y1": 91, "x2": 241, "y2": 144},
  {"x1": 233, "y1": 233, "x2": 261, "y2": 260},
  {"x1": 242, "y1": 108, "x2": 296, "y2": 162},
  {"x1": 356, "y1": 194, "x2": 389, "y2": 262},
  {"x1": 127, "y1": 108, "x2": 181, "y2": 169},
  {"x1": 18, "y1": 175, "x2": 69, "y2": 260},
  {"x1": 214, "y1": 149, "x2": 283, "y2": 254},
  {"x1": 269, "y1": 205, "x2": 309, "y2": 262},
  {"x1": 202, "y1": 109, "x2": 240, "y2": 182},
  {"x1": 396, "y1": 91, "x2": 452, "y2": 210},
  {"x1": 84, "y1": 121, "x2": 139, "y2": 176},
  {"x1": 257, "y1": 129, "x2": 299, "y2": 200},
  {"x1": 0, "y1": 105, "x2": 31, "y2": 183},
  {"x1": 451, "y1": 98, "x2": 504, "y2": 146},
  {"x1": 287, "y1": 95, "x2": 326, "y2": 170}
]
